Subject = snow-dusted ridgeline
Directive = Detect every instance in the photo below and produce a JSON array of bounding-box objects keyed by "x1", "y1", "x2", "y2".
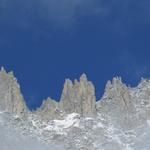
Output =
[{"x1": 0, "y1": 67, "x2": 150, "y2": 150}]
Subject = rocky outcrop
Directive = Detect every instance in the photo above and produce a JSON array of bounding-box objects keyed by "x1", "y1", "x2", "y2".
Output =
[
  {"x1": 0, "y1": 67, "x2": 27, "y2": 117},
  {"x1": 129, "y1": 78, "x2": 150, "y2": 124},
  {"x1": 98, "y1": 77, "x2": 132, "y2": 108},
  {"x1": 1, "y1": 65, "x2": 150, "y2": 132},
  {"x1": 96, "y1": 77, "x2": 136, "y2": 128},
  {"x1": 35, "y1": 97, "x2": 60, "y2": 120},
  {"x1": 60, "y1": 74, "x2": 96, "y2": 117}
]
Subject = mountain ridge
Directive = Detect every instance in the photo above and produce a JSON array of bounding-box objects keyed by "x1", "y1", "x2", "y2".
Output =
[
  {"x1": 0, "y1": 67, "x2": 150, "y2": 149},
  {"x1": 0, "y1": 66, "x2": 148, "y2": 117}
]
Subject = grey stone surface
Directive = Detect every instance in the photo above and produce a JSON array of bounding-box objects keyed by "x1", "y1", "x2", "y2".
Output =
[
  {"x1": 1, "y1": 69, "x2": 150, "y2": 149},
  {"x1": 96, "y1": 77, "x2": 136, "y2": 129},
  {"x1": 35, "y1": 97, "x2": 60, "y2": 120},
  {"x1": 60, "y1": 74, "x2": 96, "y2": 117},
  {"x1": 0, "y1": 67, "x2": 27, "y2": 117}
]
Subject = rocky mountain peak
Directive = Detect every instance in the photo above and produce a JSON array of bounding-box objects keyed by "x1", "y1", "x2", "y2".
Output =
[
  {"x1": 79, "y1": 73, "x2": 88, "y2": 82},
  {"x1": 137, "y1": 78, "x2": 150, "y2": 89},
  {"x1": 103, "y1": 77, "x2": 129, "y2": 99},
  {"x1": 0, "y1": 67, "x2": 27, "y2": 117},
  {"x1": 40, "y1": 97, "x2": 57, "y2": 109},
  {"x1": 35, "y1": 97, "x2": 60, "y2": 120},
  {"x1": 1, "y1": 66, "x2": 6, "y2": 72},
  {"x1": 112, "y1": 76, "x2": 122, "y2": 85},
  {"x1": 96, "y1": 77, "x2": 136, "y2": 128},
  {"x1": 0, "y1": 72, "x2": 150, "y2": 150},
  {"x1": 60, "y1": 74, "x2": 96, "y2": 117},
  {"x1": 98, "y1": 77, "x2": 132, "y2": 111},
  {"x1": 64, "y1": 79, "x2": 73, "y2": 87}
]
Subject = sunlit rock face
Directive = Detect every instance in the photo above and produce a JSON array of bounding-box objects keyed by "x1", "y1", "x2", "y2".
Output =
[
  {"x1": 60, "y1": 74, "x2": 96, "y2": 117},
  {"x1": 0, "y1": 67, "x2": 27, "y2": 117},
  {"x1": 96, "y1": 77, "x2": 136, "y2": 129},
  {"x1": 35, "y1": 97, "x2": 61, "y2": 120},
  {"x1": 129, "y1": 78, "x2": 150, "y2": 125},
  {"x1": 97, "y1": 77, "x2": 133, "y2": 110},
  {"x1": 1, "y1": 68, "x2": 150, "y2": 149}
]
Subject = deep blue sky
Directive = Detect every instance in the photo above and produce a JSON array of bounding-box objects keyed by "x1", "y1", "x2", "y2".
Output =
[{"x1": 0, "y1": 0, "x2": 150, "y2": 109}]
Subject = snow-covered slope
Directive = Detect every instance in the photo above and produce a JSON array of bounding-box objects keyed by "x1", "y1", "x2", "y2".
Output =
[
  {"x1": 1, "y1": 109, "x2": 150, "y2": 150},
  {"x1": 0, "y1": 111, "x2": 65, "y2": 150}
]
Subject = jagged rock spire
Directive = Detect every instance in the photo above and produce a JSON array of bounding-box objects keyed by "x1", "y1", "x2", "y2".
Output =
[
  {"x1": 79, "y1": 73, "x2": 88, "y2": 83},
  {"x1": 137, "y1": 77, "x2": 150, "y2": 89},
  {"x1": 1, "y1": 66, "x2": 6, "y2": 72},
  {"x1": 35, "y1": 97, "x2": 60, "y2": 120},
  {"x1": 97, "y1": 77, "x2": 135, "y2": 128},
  {"x1": 101, "y1": 77, "x2": 131, "y2": 106},
  {"x1": 60, "y1": 74, "x2": 96, "y2": 117},
  {"x1": 59, "y1": 79, "x2": 74, "y2": 114},
  {"x1": 0, "y1": 67, "x2": 27, "y2": 117}
]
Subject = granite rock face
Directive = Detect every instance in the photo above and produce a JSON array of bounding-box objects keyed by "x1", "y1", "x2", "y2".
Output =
[
  {"x1": 1, "y1": 67, "x2": 150, "y2": 149},
  {"x1": 96, "y1": 77, "x2": 136, "y2": 128},
  {"x1": 0, "y1": 68, "x2": 97, "y2": 119},
  {"x1": 129, "y1": 78, "x2": 150, "y2": 125},
  {"x1": 97, "y1": 77, "x2": 133, "y2": 109},
  {"x1": 0, "y1": 67, "x2": 27, "y2": 117},
  {"x1": 60, "y1": 74, "x2": 96, "y2": 117},
  {"x1": 35, "y1": 97, "x2": 60, "y2": 120}
]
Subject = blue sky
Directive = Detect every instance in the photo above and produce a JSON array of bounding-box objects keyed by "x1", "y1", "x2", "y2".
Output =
[{"x1": 0, "y1": 0, "x2": 150, "y2": 109}]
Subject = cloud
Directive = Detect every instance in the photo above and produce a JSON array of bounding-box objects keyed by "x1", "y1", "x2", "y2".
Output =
[
  {"x1": 29, "y1": 0, "x2": 110, "y2": 27},
  {"x1": 1, "y1": 0, "x2": 150, "y2": 29}
]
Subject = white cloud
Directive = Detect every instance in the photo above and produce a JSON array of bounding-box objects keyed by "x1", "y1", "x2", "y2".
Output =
[
  {"x1": 0, "y1": 0, "x2": 112, "y2": 28},
  {"x1": 1, "y1": 0, "x2": 150, "y2": 29},
  {"x1": 34, "y1": 0, "x2": 109, "y2": 27}
]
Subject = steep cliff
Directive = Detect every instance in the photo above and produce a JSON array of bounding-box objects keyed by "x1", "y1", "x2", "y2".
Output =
[
  {"x1": 35, "y1": 97, "x2": 60, "y2": 120},
  {"x1": 0, "y1": 68, "x2": 150, "y2": 149},
  {"x1": 97, "y1": 77, "x2": 139, "y2": 129},
  {"x1": 60, "y1": 74, "x2": 96, "y2": 117},
  {"x1": 0, "y1": 67, "x2": 27, "y2": 117}
]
